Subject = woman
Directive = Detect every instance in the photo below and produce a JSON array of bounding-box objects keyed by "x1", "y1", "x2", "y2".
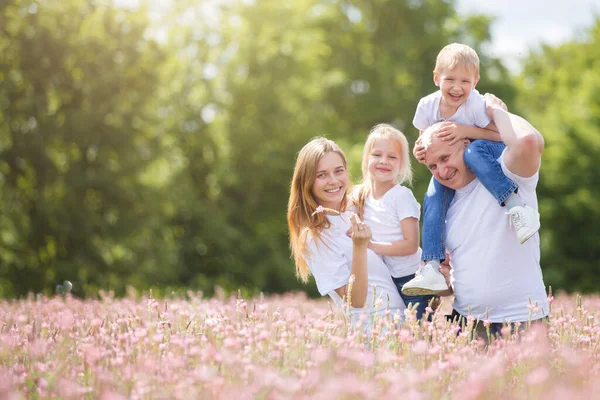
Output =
[{"x1": 287, "y1": 137, "x2": 405, "y2": 323}]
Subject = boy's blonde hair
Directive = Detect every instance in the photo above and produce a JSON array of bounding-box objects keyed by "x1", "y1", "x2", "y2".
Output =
[
  {"x1": 434, "y1": 43, "x2": 480, "y2": 76},
  {"x1": 354, "y1": 124, "x2": 412, "y2": 219},
  {"x1": 287, "y1": 137, "x2": 350, "y2": 282}
]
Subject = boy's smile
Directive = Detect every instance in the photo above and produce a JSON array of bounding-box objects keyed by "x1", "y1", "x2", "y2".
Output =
[{"x1": 434, "y1": 64, "x2": 479, "y2": 111}]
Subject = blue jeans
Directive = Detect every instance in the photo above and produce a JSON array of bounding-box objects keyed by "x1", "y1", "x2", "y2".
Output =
[
  {"x1": 392, "y1": 274, "x2": 435, "y2": 321},
  {"x1": 421, "y1": 140, "x2": 518, "y2": 261}
]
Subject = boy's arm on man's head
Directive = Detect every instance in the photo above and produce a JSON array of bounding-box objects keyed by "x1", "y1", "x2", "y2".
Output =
[{"x1": 436, "y1": 123, "x2": 501, "y2": 144}]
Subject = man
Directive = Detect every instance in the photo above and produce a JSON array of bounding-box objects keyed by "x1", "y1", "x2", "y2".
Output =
[{"x1": 418, "y1": 93, "x2": 548, "y2": 335}]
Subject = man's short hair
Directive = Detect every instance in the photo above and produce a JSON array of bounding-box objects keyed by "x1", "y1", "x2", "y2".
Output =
[
  {"x1": 434, "y1": 43, "x2": 480, "y2": 76},
  {"x1": 421, "y1": 122, "x2": 445, "y2": 151}
]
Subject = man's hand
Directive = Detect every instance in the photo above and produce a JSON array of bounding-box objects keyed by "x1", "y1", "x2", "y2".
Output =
[
  {"x1": 437, "y1": 252, "x2": 454, "y2": 296},
  {"x1": 436, "y1": 121, "x2": 469, "y2": 145},
  {"x1": 483, "y1": 93, "x2": 508, "y2": 119},
  {"x1": 413, "y1": 136, "x2": 426, "y2": 163}
]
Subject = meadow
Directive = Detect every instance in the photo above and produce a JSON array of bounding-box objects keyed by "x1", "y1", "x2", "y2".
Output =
[{"x1": 1, "y1": 289, "x2": 599, "y2": 399}]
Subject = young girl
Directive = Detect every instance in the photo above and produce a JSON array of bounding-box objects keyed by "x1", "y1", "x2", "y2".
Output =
[
  {"x1": 287, "y1": 137, "x2": 405, "y2": 325},
  {"x1": 353, "y1": 124, "x2": 433, "y2": 320}
]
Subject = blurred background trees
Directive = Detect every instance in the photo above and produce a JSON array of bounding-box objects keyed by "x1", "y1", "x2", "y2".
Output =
[{"x1": 0, "y1": 0, "x2": 597, "y2": 297}]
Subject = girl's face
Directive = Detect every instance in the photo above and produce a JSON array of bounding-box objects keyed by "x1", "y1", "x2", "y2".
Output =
[
  {"x1": 367, "y1": 138, "x2": 401, "y2": 185},
  {"x1": 311, "y1": 152, "x2": 348, "y2": 210}
]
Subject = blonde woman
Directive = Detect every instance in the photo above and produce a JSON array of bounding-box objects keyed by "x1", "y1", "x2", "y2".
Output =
[{"x1": 287, "y1": 137, "x2": 405, "y2": 323}]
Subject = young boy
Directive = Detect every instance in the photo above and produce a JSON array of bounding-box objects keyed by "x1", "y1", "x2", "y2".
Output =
[{"x1": 401, "y1": 43, "x2": 540, "y2": 296}]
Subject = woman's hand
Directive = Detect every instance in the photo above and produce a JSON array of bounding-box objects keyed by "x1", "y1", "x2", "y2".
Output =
[{"x1": 350, "y1": 213, "x2": 371, "y2": 248}]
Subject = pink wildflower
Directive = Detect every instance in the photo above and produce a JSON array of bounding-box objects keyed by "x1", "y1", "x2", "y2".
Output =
[
  {"x1": 311, "y1": 205, "x2": 341, "y2": 216},
  {"x1": 311, "y1": 205, "x2": 325, "y2": 216}
]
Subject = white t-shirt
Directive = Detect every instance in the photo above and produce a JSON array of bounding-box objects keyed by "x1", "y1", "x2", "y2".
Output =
[
  {"x1": 306, "y1": 211, "x2": 406, "y2": 320},
  {"x1": 412, "y1": 89, "x2": 491, "y2": 131},
  {"x1": 362, "y1": 185, "x2": 422, "y2": 278},
  {"x1": 445, "y1": 151, "x2": 548, "y2": 322}
]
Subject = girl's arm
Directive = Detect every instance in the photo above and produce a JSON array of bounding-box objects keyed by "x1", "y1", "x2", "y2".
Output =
[
  {"x1": 334, "y1": 214, "x2": 370, "y2": 308},
  {"x1": 368, "y1": 217, "x2": 419, "y2": 257}
]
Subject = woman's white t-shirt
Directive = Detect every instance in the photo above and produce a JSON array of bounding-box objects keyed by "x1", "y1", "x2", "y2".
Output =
[
  {"x1": 445, "y1": 151, "x2": 549, "y2": 322},
  {"x1": 362, "y1": 185, "x2": 422, "y2": 278},
  {"x1": 306, "y1": 211, "x2": 406, "y2": 319}
]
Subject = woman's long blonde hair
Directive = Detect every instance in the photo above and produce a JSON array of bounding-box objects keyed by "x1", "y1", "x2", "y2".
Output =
[
  {"x1": 287, "y1": 137, "x2": 349, "y2": 282},
  {"x1": 354, "y1": 123, "x2": 412, "y2": 219}
]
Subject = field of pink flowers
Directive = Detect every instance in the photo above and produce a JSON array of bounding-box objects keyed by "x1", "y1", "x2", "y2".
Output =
[{"x1": 1, "y1": 289, "x2": 599, "y2": 399}]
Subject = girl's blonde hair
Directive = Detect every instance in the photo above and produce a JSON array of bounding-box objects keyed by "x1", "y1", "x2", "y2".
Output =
[
  {"x1": 287, "y1": 137, "x2": 349, "y2": 282},
  {"x1": 354, "y1": 124, "x2": 412, "y2": 219},
  {"x1": 434, "y1": 43, "x2": 480, "y2": 76}
]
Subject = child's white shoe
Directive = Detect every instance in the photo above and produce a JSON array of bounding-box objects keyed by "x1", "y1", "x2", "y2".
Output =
[
  {"x1": 507, "y1": 205, "x2": 540, "y2": 244},
  {"x1": 401, "y1": 262, "x2": 448, "y2": 296}
]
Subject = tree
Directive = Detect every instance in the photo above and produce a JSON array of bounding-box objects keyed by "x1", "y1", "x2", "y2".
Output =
[
  {"x1": 516, "y1": 19, "x2": 600, "y2": 293},
  {"x1": 0, "y1": 0, "x2": 178, "y2": 296}
]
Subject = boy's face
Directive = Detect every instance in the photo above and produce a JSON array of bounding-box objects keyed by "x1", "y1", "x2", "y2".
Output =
[{"x1": 434, "y1": 65, "x2": 479, "y2": 109}]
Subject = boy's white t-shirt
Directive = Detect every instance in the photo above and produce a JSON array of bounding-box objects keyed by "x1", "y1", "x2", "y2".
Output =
[
  {"x1": 306, "y1": 211, "x2": 406, "y2": 319},
  {"x1": 412, "y1": 89, "x2": 491, "y2": 131},
  {"x1": 362, "y1": 185, "x2": 422, "y2": 278},
  {"x1": 445, "y1": 151, "x2": 549, "y2": 322}
]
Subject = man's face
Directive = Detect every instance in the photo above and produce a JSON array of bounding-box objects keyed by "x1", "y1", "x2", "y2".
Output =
[{"x1": 424, "y1": 136, "x2": 474, "y2": 190}]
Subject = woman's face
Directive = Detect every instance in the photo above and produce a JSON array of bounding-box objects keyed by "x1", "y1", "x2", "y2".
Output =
[{"x1": 311, "y1": 152, "x2": 348, "y2": 210}]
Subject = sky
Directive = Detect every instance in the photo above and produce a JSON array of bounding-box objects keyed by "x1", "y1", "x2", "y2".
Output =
[{"x1": 457, "y1": 0, "x2": 600, "y2": 71}]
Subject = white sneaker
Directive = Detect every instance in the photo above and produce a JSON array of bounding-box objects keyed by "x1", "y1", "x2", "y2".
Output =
[
  {"x1": 401, "y1": 262, "x2": 448, "y2": 296},
  {"x1": 507, "y1": 205, "x2": 540, "y2": 244}
]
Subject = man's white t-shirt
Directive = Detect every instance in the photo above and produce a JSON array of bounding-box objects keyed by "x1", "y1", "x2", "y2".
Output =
[
  {"x1": 362, "y1": 185, "x2": 422, "y2": 278},
  {"x1": 445, "y1": 151, "x2": 548, "y2": 322},
  {"x1": 413, "y1": 89, "x2": 491, "y2": 131},
  {"x1": 306, "y1": 211, "x2": 406, "y2": 319}
]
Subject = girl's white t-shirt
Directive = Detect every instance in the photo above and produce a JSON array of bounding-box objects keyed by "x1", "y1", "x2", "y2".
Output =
[
  {"x1": 362, "y1": 185, "x2": 422, "y2": 278},
  {"x1": 306, "y1": 211, "x2": 406, "y2": 319},
  {"x1": 412, "y1": 89, "x2": 492, "y2": 131},
  {"x1": 445, "y1": 151, "x2": 549, "y2": 322}
]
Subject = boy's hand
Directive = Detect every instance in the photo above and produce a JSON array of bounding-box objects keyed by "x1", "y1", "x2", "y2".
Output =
[
  {"x1": 436, "y1": 121, "x2": 468, "y2": 145},
  {"x1": 413, "y1": 136, "x2": 426, "y2": 163},
  {"x1": 483, "y1": 93, "x2": 508, "y2": 118}
]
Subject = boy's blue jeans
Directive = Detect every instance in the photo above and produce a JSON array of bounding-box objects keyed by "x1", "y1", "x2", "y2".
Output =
[{"x1": 421, "y1": 140, "x2": 518, "y2": 261}]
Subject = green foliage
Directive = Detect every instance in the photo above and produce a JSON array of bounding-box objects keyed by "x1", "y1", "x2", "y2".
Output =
[
  {"x1": 516, "y1": 19, "x2": 600, "y2": 293},
  {"x1": 0, "y1": 0, "x2": 179, "y2": 296},
  {"x1": 2, "y1": 0, "x2": 591, "y2": 298}
]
